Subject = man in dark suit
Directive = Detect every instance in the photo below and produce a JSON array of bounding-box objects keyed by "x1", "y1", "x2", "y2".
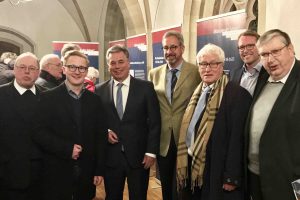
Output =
[
  {"x1": 245, "y1": 29, "x2": 300, "y2": 200},
  {"x1": 0, "y1": 52, "x2": 44, "y2": 200},
  {"x1": 230, "y1": 30, "x2": 266, "y2": 96},
  {"x1": 176, "y1": 43, "x2": 251, "y2": 200},
  {"x1": 33, "y1": 50, "x2": 107, "y2": 200},
  {"x1": 95, "y1": 45, "x2": 161, "y2": 200}
]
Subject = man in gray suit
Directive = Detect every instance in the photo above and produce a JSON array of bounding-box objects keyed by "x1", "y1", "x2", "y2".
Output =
[
  {"x1": 149, "y1": 31, "x2": 200, "y2": 200},
  {"x1": 245, "y1": 29, "x2": 300, "y2": 200}
]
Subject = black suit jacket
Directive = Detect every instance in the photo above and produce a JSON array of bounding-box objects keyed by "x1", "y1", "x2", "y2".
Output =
[
  {"x1": 230, "y1": 65, "x2": 267, "y2": 95},
  {"x1": 0, "y1": 82, "x2": 44, "y2": 189},
  {"x1": 245, "y1": 59, "x2": 300, "y2": 200},
  {"x1": 95, "y1": 76, "x2": 161, "y2": 168},
  {"x1": 33, "y1": 83, "x2": 107, "y2": 199}
]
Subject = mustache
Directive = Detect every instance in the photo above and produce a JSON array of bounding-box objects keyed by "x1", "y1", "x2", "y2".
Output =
[{"x1": 166, "y1": 54, "x2": 176, "y2": 57}]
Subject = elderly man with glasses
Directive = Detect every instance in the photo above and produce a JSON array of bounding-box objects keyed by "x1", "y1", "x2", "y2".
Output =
[
  {"x1": 176, "y1": 43, "x2": 252, "y2": 200},
  {"x1": 245, "y1": 29, "x2": 300, "y2": 200},
  {"x1": 33, "y1": 50, "x2": 107, "y2": 200},
  {"x1": 36, "y1": 54, "x2": 63, "y2": 89},
  {"x1": 0, "y1": 52, "x2": 45, "y2": 200}
]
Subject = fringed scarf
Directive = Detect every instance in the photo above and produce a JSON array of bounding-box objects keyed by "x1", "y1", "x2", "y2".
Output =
[{"x1": 176, "y1": 74, "x2": 229, "y2": 190}]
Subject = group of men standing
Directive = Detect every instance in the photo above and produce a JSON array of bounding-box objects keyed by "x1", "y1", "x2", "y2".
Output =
[{"x1": 0, "y1": 28, "x2": 299, "y2": 200}]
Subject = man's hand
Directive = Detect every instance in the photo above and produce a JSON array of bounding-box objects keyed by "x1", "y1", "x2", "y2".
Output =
[
  {"x1": 72, "y1": 144, "x2": 82, "y2": 160},
  {"x1": 142, "y1": 155, "x2": 156, "y2": 169},
  {"x1": 108, "y1": 130, "x2": 119, "y2": 144},
  {"x1": 93, "y1": 176, "x2": 103, "y2": 186},
  {"x1": 223, "y1": 183, "x2": 236, "y2": 191}
]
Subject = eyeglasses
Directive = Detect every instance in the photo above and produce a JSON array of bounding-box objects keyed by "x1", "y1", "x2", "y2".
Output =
[
  {"x1": 238, "y1": 44, "x2": 256, "y2": 51},
  {"x1": 16, "y1": 64, "x2": 39, "y2": 72},
  {"x1": 162, "y1": 45, "x2": 180, "y2": 51},
  {"x1": 198, "y1": 62, "x2": 222, "y2": 69},
  {"x1": 260, "y1": 45, "x2": 287, "y2": 59},
  {"x1": 65, "y1": 64, "x2": 88, "y2": 73}
]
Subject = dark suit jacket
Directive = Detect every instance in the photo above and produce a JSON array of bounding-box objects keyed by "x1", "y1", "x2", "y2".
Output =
[
  {"x1": 230, "y1": 65, "x2": 268, "y2": 96},
  {"x1": 95, "y1": 76, "x2": 161, "y2": 168},
  {"x1": 33, "y1": 83, "x2": 107, "y2": 200},
  {"x1": 245, "y1": 59, "x2": 300, "y2": 200},
  {"x1": 0, "y1": 82, "x2": 44, "y2": 189},
  {"x1": 202, "y1": 82, "x2": 252, "y2": 200}
]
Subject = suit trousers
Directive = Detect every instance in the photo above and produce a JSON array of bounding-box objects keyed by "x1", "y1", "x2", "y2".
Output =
[
  {"x1": 104, "y1": 152, "x2": 150, "y2": 200},
  {"x1": 157, "y1": 134, "x2": 178, "y2": 200},
  {"x1": 248, "y1": 170, "x2": 263, "y2": 200}
]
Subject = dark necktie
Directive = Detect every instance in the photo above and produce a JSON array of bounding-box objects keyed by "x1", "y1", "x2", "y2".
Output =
[
  {"x1": 116, "y1": 83, "x2": 124, "y2": 119},
  {"x1": 170, "y1": 69, "x2": 178, "y2": 101}
]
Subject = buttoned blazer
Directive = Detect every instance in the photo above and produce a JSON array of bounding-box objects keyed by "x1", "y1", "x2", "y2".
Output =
[
  {"x1": 244, "y1": 59, "x2": 300, "y2": 200},
  {"x1": 149, "y1": 61, "x2": 201, "y2": 156},
  {"x1": 95, "y1": 76, "x2": 161, "y2": 168},
  {"x1": 0, "y1": 82, "x2": 44, "y2": 189}
]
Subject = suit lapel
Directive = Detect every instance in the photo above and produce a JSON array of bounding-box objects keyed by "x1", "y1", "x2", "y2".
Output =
[
  {"x1": 172, "y1": 61, "x2": 192, "y2": 100},
  {"x1": 268, "y1": 60, "x2": 300, "y2": 116}
]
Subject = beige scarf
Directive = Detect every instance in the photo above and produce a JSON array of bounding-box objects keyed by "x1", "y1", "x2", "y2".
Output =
[{"x1": 176, "y1": 74, "x2": 228, "y2": 189}]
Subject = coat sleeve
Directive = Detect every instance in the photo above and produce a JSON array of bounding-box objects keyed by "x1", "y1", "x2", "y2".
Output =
[{"x1": 145, "y1": 82, "x2": 161, "y2": 155}]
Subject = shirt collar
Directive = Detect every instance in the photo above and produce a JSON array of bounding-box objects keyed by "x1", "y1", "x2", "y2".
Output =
[
  {"x1": 64, "y1": 80, "x2": 86, "y2": 99},
  {"x1": 14, "y1": 79, "x2": 36, "y2": 95},
  {"x1": 113, "y1": 74, "x2": 131, "y2": 87},
  {"x1": 267, "y1": 58, "x2": 295, "y2": 84},
  {"x1": 242, "y1": 62, "x2": 263, "y2": 74},
  {"x1": 167, "y1": 61, "x2": 183, "y2": 72}
]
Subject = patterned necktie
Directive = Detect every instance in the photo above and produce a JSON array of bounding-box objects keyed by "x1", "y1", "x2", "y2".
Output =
[
  {"x1": 170, "y1": 69, "x2": 178, "y2": 101},
  {"x1": 186, "y1": 86, "x2": 211, "y2": 148},
  {"x1": 116, "y1": 83, "x2": 123, "y2": 119}
]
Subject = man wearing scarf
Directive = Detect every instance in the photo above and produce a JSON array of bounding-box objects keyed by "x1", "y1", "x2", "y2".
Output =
[{"x1": 177, "y1": 43, "x2": 251, "y2": 200}]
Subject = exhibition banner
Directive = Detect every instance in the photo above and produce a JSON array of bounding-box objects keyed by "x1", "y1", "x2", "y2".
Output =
[
  {"x1": 126, "y1": 34, "x2": 147, "y2": 80},
  {"x1": 53, "y1": 41, "x2": 99, "y2": 69},
  {"x1": 152, "y1": 25, "x2": 181, "y2": 68},
  {"x1": 197, "y1": 10, "x2": 246, "y2": 75}
]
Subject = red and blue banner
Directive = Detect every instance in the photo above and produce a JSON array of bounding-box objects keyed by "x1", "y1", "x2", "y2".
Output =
[
  {"x1": 126, "y1": 34, "x2": 147, "y2": 80},
  {"x1": 152, "y1": 25, "x2": 181, "y2": 68},
  {"x1": 197, "y1": 10, "x2": 246, "y2": 75},
  {"x1": 52, "y1": 41, "x2": 99, "y2": 69}
]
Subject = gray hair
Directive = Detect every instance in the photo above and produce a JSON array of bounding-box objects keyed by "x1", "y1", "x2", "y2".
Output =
[
  {"x1": 197, "y1": 43, "x2": 225, "y2": 63},
  {"x1": 106, "y1": 45, "x2": 129, "y2": 63},
  {"x1": 162, "y1": 31, "x2": 185, "y2": 46},
  {"x1": 257, "y1": 29, "x2": 292, "y2": 48},
  {"x1": 40, "y1": 54, "x2": 60, "y2": 70},
  {"x1": 15, "y1": 52, "x2": 39, "y2": 68},
  {"x1": 86, "y1": 67, "x2": 99, "y2": 79}
]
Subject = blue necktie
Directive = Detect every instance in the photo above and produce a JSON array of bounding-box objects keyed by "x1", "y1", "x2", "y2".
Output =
[
  {"x1": 170, "y1": 69, "x2": 178, "y2": 101},
  {"x1": 116, "y1": 83, "x2": 123, "y2": 119},
  {"x1": 186, "y1": 86, "x2": 211, "y2": 148}
]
